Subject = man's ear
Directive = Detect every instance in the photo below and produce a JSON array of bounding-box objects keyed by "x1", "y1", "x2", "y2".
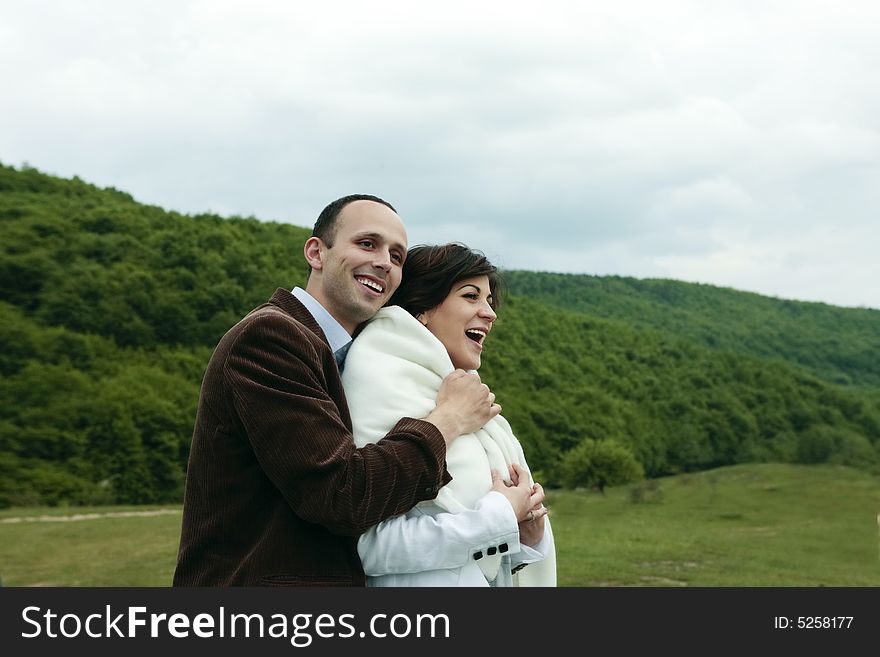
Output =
[{"x1": 304, "y1": 236, "x2": 325, "y2": 271}]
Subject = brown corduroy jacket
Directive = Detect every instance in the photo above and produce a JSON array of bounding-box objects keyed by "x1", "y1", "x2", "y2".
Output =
[{"x1": 173, "y1": 289, "x2": 450, "y2": 586}]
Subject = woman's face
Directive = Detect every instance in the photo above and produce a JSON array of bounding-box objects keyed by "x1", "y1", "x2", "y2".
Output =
[{"x1": 421, "y1": 275, "x2": 497, "y2": 371}]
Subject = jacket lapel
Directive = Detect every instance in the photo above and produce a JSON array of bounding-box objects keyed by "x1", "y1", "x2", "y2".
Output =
[{"x1": 265, "y1": 288, "x2": 329, "y2": 346}]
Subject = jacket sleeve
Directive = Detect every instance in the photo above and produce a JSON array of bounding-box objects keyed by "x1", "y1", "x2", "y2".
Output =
[
  {"x1": 357, "y1": 491, "x2": 521, "y2": 576},
  {"x1": 510, "y1": 527, "x2": 551, "y2": 568},
  {"x1": 225, "y1": 311, "x2": 450, "y2": 536}
]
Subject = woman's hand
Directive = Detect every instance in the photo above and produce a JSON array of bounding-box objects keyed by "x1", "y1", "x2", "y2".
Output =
[
  {"x1": 491, "y1": 463, "x2": 548, "y2": 546},
  {"x1": 518, "y1": 488, "x2": 547, "y2": 547},
  {"x1": 490, "y1": 468, "x2": 533, "y2": 521}
]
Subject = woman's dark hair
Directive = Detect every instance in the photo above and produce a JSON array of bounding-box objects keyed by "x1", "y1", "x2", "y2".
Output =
[{"x1": 389, "y1": 243, "x2": 505, "y2": 317}]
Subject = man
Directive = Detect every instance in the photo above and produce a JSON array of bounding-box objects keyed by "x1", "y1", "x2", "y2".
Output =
[{"x1": 173, "y1": 194, "x2": 532, "y2": 586}]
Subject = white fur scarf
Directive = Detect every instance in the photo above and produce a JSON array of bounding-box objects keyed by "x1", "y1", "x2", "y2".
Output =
[{"x1": 342, "y1": 305, "x2": 556, "y2": 586}]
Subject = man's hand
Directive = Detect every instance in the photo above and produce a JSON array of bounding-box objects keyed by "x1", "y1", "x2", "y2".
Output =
[{"x1": 424, "y1": 370, "x2": 501, "y2": 445}]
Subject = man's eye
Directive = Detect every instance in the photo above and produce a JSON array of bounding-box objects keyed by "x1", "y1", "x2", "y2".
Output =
[
  {"x1": 391, "y1": 253, "x2": 402, "y2": 263},
  {"x1": 359, "y1": 240, "x2": 374, "y2": 248}
]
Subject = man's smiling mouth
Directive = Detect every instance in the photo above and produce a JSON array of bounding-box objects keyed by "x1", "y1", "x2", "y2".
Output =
[{"x1": 355, "y1": 276, "x2": 385, "y2": 294}]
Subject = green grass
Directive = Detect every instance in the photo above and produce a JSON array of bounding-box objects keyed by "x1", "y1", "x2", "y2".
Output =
[
  {"x1": 0, "y1": 506, "x2": 181, "y2": 586},
  {"x1": 550, "y1": 463, "x2": 880, "y2": 586},
  {"x1": 1, "y1": 464, "x2": 878, "y2": 586}
]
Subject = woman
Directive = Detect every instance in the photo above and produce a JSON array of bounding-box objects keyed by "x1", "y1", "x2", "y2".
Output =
[{"x1": 342, "y1": 243, "x2": 557, "y2": 586}]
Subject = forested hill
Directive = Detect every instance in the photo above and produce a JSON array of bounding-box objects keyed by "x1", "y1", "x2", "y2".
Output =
[
  {"x1": 2, "y1": 162, "x2": 879, "y2": 507},
  {"x1": 504, "y1": 271, "x2": 880, "y2": 388},
  {"x1": 1, "y1": 163, "x2": 313, "y2": 349}
]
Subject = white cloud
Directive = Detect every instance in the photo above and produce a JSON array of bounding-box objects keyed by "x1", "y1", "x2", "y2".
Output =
[
  {"x1": 654, "y1": 222, "x2": 880, "y2": 308},
  {"x1": 2, "y1": 0, "x2": 879, "y2": 308}
]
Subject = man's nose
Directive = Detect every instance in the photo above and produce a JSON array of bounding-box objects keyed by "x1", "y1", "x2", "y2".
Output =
[{"x1": 373, "y1": 248, "x2": 392, "y2": 271}]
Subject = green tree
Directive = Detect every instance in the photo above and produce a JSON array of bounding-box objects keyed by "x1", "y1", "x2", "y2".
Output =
[{"x1": 560, "y1": 438, "x2": 644, "y2": 493}]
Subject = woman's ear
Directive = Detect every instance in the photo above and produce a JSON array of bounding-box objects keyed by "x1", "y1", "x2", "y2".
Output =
[{"x1": 416, "y1": 311, "x2": 429, "y2": 326}]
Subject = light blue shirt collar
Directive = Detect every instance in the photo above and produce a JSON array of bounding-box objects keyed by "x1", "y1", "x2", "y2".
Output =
[{"x1": 291, "y1": 287, "x2": 352, "y2": 354}]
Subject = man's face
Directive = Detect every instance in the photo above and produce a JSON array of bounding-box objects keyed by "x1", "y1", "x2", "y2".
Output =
[{"x1": 308, "y1": 200, "x2": 407, "y2": 333}]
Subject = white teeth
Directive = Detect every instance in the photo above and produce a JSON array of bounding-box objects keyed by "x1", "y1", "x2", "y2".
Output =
[
  {"x1": 356, "y1": 277, "x2": 384, "y2": 293},
  {"x1": 465, "y1": 329, "x2": 487, "y2": 341}
]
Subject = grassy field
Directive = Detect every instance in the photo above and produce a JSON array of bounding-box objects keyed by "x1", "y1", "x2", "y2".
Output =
[
  {"x1": 1, "y1": 463, "x2": 878, "y2": 586},
  {"x1": 552, "y1": 463, "x2": 880, "y2": 586}
]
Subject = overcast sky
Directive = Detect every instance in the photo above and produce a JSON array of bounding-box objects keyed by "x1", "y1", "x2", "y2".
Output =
[{"x1": 3, "y1": 0, "x2": 878, "y2": 309}]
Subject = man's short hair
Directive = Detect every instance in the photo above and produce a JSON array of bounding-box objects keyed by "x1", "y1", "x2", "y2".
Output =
[{"x1": 312, "y1": 194, "x2": 397, "y2": 247}]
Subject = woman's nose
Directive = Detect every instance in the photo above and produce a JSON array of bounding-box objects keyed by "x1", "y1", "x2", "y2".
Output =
[{"x1": 479, "y1": 304, "x2": 497, "y2": 321}]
